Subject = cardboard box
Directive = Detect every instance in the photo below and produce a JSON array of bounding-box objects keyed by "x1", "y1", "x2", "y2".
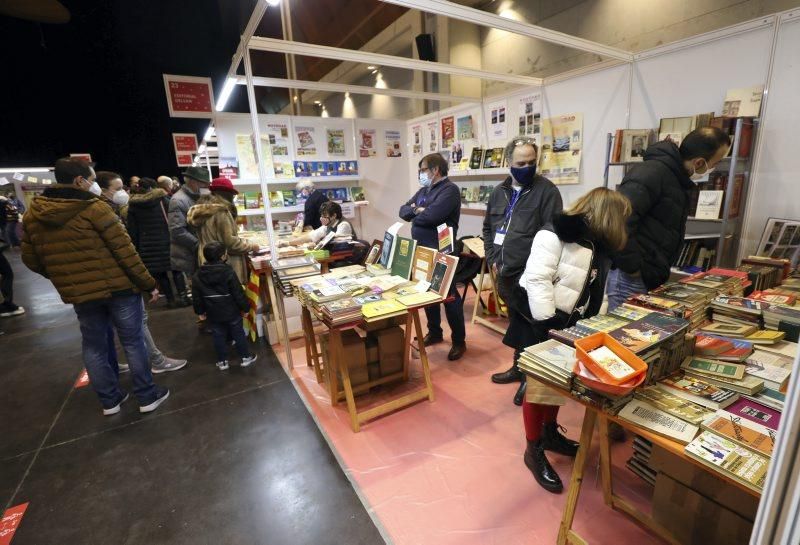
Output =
[
  {"x1": 368, "y1": 362, "x2": 381, "y2": 381},
  {"x1": 360, "y1": 315, "x2": 406, "y2": 332},
  {"x1": 652, "y1": 473, "x2": 754, "y2": 545},
  {"x1": 365, "y1": 336, "x2": 379, "y2": 364},
  {"x1": 373, "y1": 326, "x2": 405, "y2": 376},
  {"x1": 649, "y1": 444, "x2": 759, "y2": 520},
  {"x1": 338, "y1": 330, "x2": 369, "y2": 387}
]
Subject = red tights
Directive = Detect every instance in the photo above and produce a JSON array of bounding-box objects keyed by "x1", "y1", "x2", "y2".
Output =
[{"x1": 522, "y1": 401, "x2": 560, "y2": 442}]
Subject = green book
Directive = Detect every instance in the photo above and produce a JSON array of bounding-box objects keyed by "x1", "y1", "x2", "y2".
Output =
[
  {"x1": 680, "y1": 357, "x2": 745, "y2": 380},
  {"x1": 390, "y1": 236, "x2": 417, "y2": 280}
]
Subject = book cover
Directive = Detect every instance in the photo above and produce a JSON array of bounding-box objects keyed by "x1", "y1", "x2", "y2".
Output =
[
  {"x1": 695, "y1": 190, "x2": 724, "y2": 220},
  {"x1": 701, "y1": 414, "x2": 775, "y2": 457},
  {"x1": 361, "y1": 298, "x2": 406, "y2": 319},
  {"x1": 634, "y1": 386, "x2": 712, "y2": 425},
  {"x1": 524, "y1": 339, "x2": 576, "y2": 375},
  {"x1": 588, "y1": 346, "x2": 636, "y2": 380},
  {"x1": 684, "y1": 431, "x2": 768, "y2": 492},
  {"x1": 349, "y1": 187, "x2": 365, "y2": 202},
  {"x1": 609, "y1": 321, "x2": 670, "y2": 353},
  {"x1": 723, "y1": 398, "x2": 781, "y2": 431},
  {"x1": 412, "y1": 246, "x2": 436, "y2": 282},
  {"x1": 428, "y1": 253, "x2": 459, "y2": 298},
  {"x1": 617, "y1": 399, "x2": 700, "y2": 445},
  {"x1": 698, "y1": 322, "x2": 758, "y2": 338},
  {"x1": 694, "y1": 334, "x2": 734, "y2": 356},
  {"x1": 745, "y1": 349, "x2": 792, "y2": 390},
  {"x1": 437, "y1": 224, "x2": 454, "y2": 254},
  {"x1": 684, "y1": 370, "x2": 765, "y2": 396},
  {"x1": 364, "y1": 240, "x2": 382, "y2": 265},
  {"x1": 657, "y1": 372, "x2": 739, "y2": 410},
  {"x1": 397, "y1": 291, "x2": 442, "y2": 308},
  {"x1": 469, "y1": 147, "x2": 483, "y2": 169},
  {"x1": 389, "y1": 236, "x2": 416, "y2": 280},
  {"x1": 680, "y1": 357, "x2": 745, "y2": 380}
]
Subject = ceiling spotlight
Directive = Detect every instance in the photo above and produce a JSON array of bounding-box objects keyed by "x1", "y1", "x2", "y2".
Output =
[
  {"x1": 367, "y1": 65, "x2": 376, "y2": 70},
  {"x1": 266, "y1": 0, "x2": 281, "y2": 6},
  {"x1": 314, "y1": 100, "x2": 321, "y2": 105}
]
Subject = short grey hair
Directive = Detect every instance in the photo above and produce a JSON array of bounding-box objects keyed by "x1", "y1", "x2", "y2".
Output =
[
  {"x1": 504, "y1": 137, "x2": 539, "y2": 162},
  {"x1": 296, "y1": 179, "x2": 314, "y2": 192}
]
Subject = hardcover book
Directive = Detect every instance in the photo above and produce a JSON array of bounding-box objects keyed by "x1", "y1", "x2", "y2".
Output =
[
  {"x1": 469, "y1": 147, "x2": 483, "y2": 169},
  {"x1": 684, "y1": 431, "x2": 768, "y2": 492},
  {"x1": 389, "y1": 236, "x2": 417, "y2": 280},
  {"x1": 349, "y1": 186, "x2": 365, "y2": 202},
  {"x1": 428, "y1": 253, "x2": 459, "y2": 298},
  {"x1": 412, "y1": 246, "x2": 437, "y2": 282},
  {"x1": 617, "y1": 399, "x2": 700, "y2": 444},
  {"x1": 695, "y1": 190, "x2": 724, "y2": 220}
]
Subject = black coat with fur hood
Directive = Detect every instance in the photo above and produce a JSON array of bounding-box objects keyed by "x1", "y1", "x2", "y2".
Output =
[{"x1": 125, "y1": 188, "x2": 172, "y2": 274}]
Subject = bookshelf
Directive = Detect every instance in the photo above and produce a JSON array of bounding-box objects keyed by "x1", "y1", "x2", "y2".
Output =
[
  {"x1": 233, "y1": 175, "x2": 362, "y2": 186},
  {"x1": 604, "y1": 117, "x2": 757, "y2": 271},
  {"x1": 239, "y1": 200, "x2": 370, "y2": 216}
]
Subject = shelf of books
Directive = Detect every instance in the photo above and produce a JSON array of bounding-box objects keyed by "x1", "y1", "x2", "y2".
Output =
[
  {"x1": 606, "y1": 114, "x2": 757, "y2": 274},
  {"x1": 240, "y1": 200, "x2": 369, "y2": 216},
  {"x1": 522, "y1": 261, "x2": 799, "y2": 507},
  {"x1": 233, "y1": 175, "x2": 362, "y2": 186}
]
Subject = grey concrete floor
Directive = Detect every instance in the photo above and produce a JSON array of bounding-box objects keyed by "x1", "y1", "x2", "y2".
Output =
[{"x1": 0, "y1": 250, "x2": 385, "y2": 545}]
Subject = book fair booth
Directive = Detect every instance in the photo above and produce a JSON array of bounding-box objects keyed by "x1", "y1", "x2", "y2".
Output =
[{"x1": 191, "y1": 3, "x2": 800, "y2": 544}]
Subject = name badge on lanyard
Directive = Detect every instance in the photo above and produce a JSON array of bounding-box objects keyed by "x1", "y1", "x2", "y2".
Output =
[{"x1": 496, "y1": 189, "x2": 521, "y2": 246}]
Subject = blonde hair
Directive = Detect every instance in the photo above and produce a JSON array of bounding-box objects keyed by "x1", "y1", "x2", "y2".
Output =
[{"x1": 564, "y1": 187, "x2": 632, "y2": 252}]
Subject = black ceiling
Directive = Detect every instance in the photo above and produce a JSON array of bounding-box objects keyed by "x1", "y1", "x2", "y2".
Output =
[{"x1": 0, "y1": 0, "x2": 406, "y2": 179}]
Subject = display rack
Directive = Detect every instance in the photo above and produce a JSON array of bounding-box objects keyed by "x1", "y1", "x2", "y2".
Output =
[{"x1": 603, "y1": 117, "x2": 758, "y2": 271}]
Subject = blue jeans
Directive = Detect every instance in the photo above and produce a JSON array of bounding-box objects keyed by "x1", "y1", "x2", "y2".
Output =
[
  {"x1": 106, "y1": 305, "x2": 164, "y2": 366},
  {"x1": 209, "y1": 317, "x2": 251, "y2": 362},
  {"x1": 606, "y1": 269, "x2": 648, "y2": 311},
  {"x1": 74, "y1": 294, "x2": 158, "y2": 408},
  {"x1": 424, "y1": 285, "x2": 466, "y2": 344}
]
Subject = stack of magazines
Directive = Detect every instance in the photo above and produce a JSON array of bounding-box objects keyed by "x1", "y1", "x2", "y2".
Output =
[
  {"x1": 517, "y1": 339, "x2": 576, "y2": 390},
  {"x1": 273, "y1": 256, "x2": 321, "y2": 296},
  {"x1": 320, "y1": 298, "x2": 362, "y2": 325}
]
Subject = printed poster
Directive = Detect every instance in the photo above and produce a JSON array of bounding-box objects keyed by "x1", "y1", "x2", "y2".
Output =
[
  {"x1": 385, "y1": 130, "x2": 402, "y2": 158},
  {"x1": 518, "y1": 93, "x2": 542, "y2": 142},
  {"x1": 294, "y1": 126, "x2": 317, "y2": 156},
  {"x1": 235, "y1": 134, "x2": 258, "y2": 179},
  {"x1": 219, "y1": 156, "x2": 238, "y2": 180},
  {"x1": 426, "y1": 120, "x2": 438, "y2": 152},
  {"x1": 327, "y1": 128, "x2": 346, "y2": 156},
  {"x1": 456, "y1": 115, "x2": 474, "y2": 141},
  {"x1": 487, "y1": 99, "x2": 507, "y2": 140},
  {"x1": 539, "y1": 112, "x2": 583, "y2": 185},
  {"x1": 441, "y1": 116, "x2": 455, "y2": 148},
  {"x1": 265, "y1": 122, "x2": 292, "y2": 177},
  {"x1": 411, "y1": 124, "x2": 422, "y2": 157},
  {"x1": 359, "y1": 128, "x2": 377, "y2": 157}
]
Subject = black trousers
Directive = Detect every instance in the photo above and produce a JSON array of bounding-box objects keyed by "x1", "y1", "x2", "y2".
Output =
[
  {"x1": 152, "y1": 270, "x2": 187, "y2": 300},
  {"x1": 0, "y1": 251, "x2": 14, "y2": 305}
]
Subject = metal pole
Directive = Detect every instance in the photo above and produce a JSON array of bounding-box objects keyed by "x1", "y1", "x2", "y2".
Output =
[
  {"x1": 243, "y1": 45, "x2": 294, "y2": 369},
  {"x1": 204, "y1": 149, "x2": 212, "y2": 178},
  {"x1": 280, "y1": 0, "x2": 299, "y2": 115}
]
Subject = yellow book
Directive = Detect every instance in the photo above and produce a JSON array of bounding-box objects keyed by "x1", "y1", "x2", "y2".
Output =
[
  {"x1": 397, "y1": 292, "x2": 442, "y2": 308},
  {"x1": 361, "y1": 298, "x2": 407, "y2": 320}
]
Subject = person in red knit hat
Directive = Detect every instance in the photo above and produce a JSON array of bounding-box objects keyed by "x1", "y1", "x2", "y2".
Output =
[
  {"x1": 517, "y1": 188, "x2": 631, "y2": 493},
  {"x1": 187, "y1": 177, "x2": 260, "y2": 284}
]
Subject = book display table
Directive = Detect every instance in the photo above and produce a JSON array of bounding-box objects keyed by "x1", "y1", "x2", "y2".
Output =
[
  {"x1": 534, "y1": 379, "x2": 761, "y2": 545},
  {"x1": 298, "y1": 299, "x2": 443, "y2": 432}
]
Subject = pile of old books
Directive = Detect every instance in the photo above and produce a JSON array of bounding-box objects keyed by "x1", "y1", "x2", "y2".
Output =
[
  {"x1": 517, "y1": 339, "x2": 576, "y2": 390},
  {"x1": 708, "y1": 296, "x2": 764, "y2": 329},
  {"x1": 626, "y1": 436, "x2": 657, "y2": 486},
  {"x1": 682, "y1": 269, "x2": 747, "y2": 296},
  {"x1": 273, "y1": 256, "x2": 322, "y2": 296},
  {"x1": 651, "y1": 282, "x2": 717, "y2": 329}
]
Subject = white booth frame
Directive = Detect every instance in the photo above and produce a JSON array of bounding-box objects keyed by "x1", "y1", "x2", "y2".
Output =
[{"x1": 216, "y1": 4, "x2": 800, "y2": 541}]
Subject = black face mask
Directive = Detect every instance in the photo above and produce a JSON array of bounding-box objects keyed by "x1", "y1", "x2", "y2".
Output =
[{"x1": 510, "y1": 164, "x2": 537, "y2": 186}]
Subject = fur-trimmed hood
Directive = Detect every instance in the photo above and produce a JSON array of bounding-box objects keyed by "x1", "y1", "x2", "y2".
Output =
[
  {"x1": 129, "y1": 188, "x2": 168, "y2": 208},
  {"x1": 187, "y1": 194, "x2": 235, "y2": 227}
]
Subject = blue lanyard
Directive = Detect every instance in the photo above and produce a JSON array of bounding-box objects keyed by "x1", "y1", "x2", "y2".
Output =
[
  {"x1": 418, "y1": 188, "x2": 429, "y2": 206},
  {"x1": 503, "y1": 189, "x2": 521, "y2": 225}
]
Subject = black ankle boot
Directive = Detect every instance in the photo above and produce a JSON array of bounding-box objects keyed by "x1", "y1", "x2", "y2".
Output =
[
  {"x1": 540, "y1": 422, "x2": 579, "y2": 457},
  {"x1": 178, "y1": 292, "x2": 192, "y2": 307},
  {"x1": 492, "y1": 364, "x2": 523, "y2": 384},
  {"x1": 513, "y1": 380, "x2": 527, "y2": 406},
  {"x1": 524, "y1": 440, "x2": 563, "y2": 493}
]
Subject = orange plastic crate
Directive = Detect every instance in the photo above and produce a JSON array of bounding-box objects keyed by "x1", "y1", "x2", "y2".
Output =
[{"x1": 574, "y1": 332, "x2": 648, "y2": 386}]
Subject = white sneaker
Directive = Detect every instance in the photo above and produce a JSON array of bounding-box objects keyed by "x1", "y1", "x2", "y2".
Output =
[
  {"x1": 241, "y1": 354, "x2": 257, "y2": 367},
  {"x1": 103, "y1": 393, "x2": 130, "y2": 416},
  {"x1": 0, "y1": 305, "x2": 25, "y2": 317},
  {"x1": 217, "y1": 360, "x2": 230, "y2": 371},
  {"x1": 151, "y1": 357, "x2": 188, "y2": 374},
  {"x1": 139, "y1": 389, "x2": 170, "y2": 413},
  {"x1": 118, "y1": 363, "x2": 130, "y2": 373}
]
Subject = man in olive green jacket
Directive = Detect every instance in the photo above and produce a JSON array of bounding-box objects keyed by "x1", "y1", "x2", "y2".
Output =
[{"x1": 22, "y1": 157, "x2": 170, "y2": 416}]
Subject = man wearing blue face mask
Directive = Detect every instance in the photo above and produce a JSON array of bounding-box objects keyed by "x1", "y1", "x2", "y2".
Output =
[
  {"x1": 399, "y1": 153, "x2": 466, "y2": 361},
  {"x1": 483, "y1": 137, "x2": 563, "y2": 405}
]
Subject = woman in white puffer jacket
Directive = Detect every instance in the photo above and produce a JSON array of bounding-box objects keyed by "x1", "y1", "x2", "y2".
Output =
[{"x1": 517, "y1": 187, "x2": 631, "y2": 494}]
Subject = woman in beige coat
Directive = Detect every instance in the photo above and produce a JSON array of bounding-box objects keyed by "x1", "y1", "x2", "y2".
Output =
[{"x1": 187, "y1": 177, "x2": 259, "y2": 283}]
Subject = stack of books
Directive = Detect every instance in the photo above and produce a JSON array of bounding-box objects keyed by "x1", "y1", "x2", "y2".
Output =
[
  {"x1": 656, "y1": 372, "x2": 739, "y2": 410},
  {"x1": 608, "y1": 312, "x2": 691, "y2": 382},
  {"x1": 609, "y1": 305, "x2": 653, "y2": 322},
  {"x1": 708, "y1": 296, "x2": 764, "y2": 328},
  {"x1": 633, "y1": 385, "x2": 713, "y2": 425},
  {"x1": 274, "y1": 262, "x2": 322, "y2": 296},
  {"x1": 623, "y1": 293, "x2": 690, "y2": 320},
  {"x1": 651, "y1": 282, "x2": 717, "y2": 329},
  {"x1": 682, "y1": 270, "x2": 745, "y2": 296},
  {"x1": 320, "y1": 298, "x2": 362, "y2": 325},
  {"x1": 626, "y1": 435, "x2": 657, "y2": 486},
  {"x1": 684, "y1": 430, "x2": 769, "y2": 492},
  {"x1": 575, "y1": 314, "x2": 631, "y2": 333},
  {"x1": 762, "y1": 304, "x2": 800, "y2": 338},
  {"x1": 570, "y1": 381, "x2": 633, "y2": 414},
  {"x1": 517, "y1": 339, "x2": 576, "y2": 390},
  {"x1": 617, "y1": 398, "x2": 699, "y2": 444}
]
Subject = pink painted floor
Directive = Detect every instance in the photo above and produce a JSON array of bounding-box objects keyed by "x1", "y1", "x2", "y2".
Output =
[{"x1": 275, "y1": 304, "x2": 665, "y2": 545}]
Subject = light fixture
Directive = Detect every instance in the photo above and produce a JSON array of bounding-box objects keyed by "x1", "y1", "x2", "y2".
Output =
[
  {"x1": 265, "y1": 0, "x2": 281, "y2": 6},
  {"x1": 203, "y1": 125, "x2": 215, "y2": 141},
  {"x1": 215, "y1": 77, "x2": 236, "y2": 112},
  {"x1": 0, "y1": 167, "x2": 51, "y2": 173},
  {"x1": 293, "y1": 95, "x2": 298, "y2": 102},
  {"x1": 198, "y1": 143, "x2": 207, "y2": 155},
  {"x1": 314, "y1": 100, "x2": 321, "y2": 105}
]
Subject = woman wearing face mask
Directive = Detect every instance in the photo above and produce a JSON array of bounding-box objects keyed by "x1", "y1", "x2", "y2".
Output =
[
  {"x1": 97, "y1": 171, "x2": 130, "y2": 217},
  {"x1": 126, "y1": 177, "x2": 189, "y2": 308},
  {"x1": 187, "y1": 177, "x2": 260, "y2": 284},
  {"x1": 280, "y1": 201, "x2": 354, "y2": 248},
  {"x1": 608, "y1": 127, "x2": 732, "y2": 310}
]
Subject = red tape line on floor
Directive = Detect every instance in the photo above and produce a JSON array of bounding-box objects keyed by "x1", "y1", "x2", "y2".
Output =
[
  {"x1": 74, "y1": 369, "x2": 90, "y2": 389},
  {"x1": 0, "y1": 503, "x2": 29, "y2": 545}
]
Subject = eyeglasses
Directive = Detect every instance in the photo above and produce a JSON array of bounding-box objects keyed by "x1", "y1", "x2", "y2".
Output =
[{"x1": 418, "y1": 166, "x2": 430, "y2": 173}]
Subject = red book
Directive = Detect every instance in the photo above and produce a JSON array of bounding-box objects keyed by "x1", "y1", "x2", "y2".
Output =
[
  {"x1": 723, "y1": 398, "x2": 781, "y2": 431},
  {"x1": 694, "y1": 334, "x2": 734, "y2": 356},
  {"x1": 748, "y1": 290, "x2": 797, "y2": 306}
]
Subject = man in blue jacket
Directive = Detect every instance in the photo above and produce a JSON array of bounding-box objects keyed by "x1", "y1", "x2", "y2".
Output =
[{"x1": 399, "y1": 153, "x2": 466, "y2": 360}]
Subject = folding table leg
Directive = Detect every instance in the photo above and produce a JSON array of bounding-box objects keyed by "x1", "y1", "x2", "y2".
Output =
[
  {"x1": 411, "y1": 309, "x2": 435, "y2": 402},
  {"x1": 557, "y1": 407, "x2": 597, "y2": 545},
  {"x1": 330, "y1": 328, "x2": 359, "y2": 432}
]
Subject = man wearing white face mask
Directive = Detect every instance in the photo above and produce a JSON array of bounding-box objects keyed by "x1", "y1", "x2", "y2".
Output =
[
  {"x1": 399, "y1": 153, "x2": 466, "y2": 361},
  {"x1": 608, "y1": 127, "x2": 731, "y2": 309},
  {"x1": 169, "y1": 166, "x2": 210, "y2": 277}
]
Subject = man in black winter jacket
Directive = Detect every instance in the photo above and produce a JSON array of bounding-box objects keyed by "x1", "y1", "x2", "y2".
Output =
[
  {"x1": 483, "y1": 137, "x2": 563, "y2": 405},
  {"x1": 399, "y1": 153, "x2": 466, "y2": 361},
  {"x1": 298, "y1": 179, "x2": 329, "y2": 230},
  {"x1": 608, "y1": 127, "x2": 731, "y2": 309}
]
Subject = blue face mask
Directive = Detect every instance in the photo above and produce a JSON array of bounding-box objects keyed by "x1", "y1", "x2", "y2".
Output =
[
  {"x1": 418, "y1": 171, "x2": 431, "y2": 187},
  {"x1": 510, "y1": 164, "x2": 537, "y2": 186}
]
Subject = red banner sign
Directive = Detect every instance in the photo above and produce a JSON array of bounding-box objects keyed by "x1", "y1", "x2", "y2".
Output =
[
  {"x1": 177, "y1": 154, "x2": 194, "y2": 167},
  {"x1": 172, "y1": 133, "x2": 198, "y2": 167},
  {"x1": 0, "y1": 503, "x2": 29, "y2": 545},
  {"x1": 163, "y1": 74, "x2": 214, "y2": 118}
]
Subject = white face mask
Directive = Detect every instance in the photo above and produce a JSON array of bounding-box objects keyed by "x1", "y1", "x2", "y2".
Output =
[
  {"x1": 112, "y1": 190, "x2": 130, "y2": 206},
  {"x1": 689, "y1": 159, "x2": 714, "y2": 182},
  {"x1": 199, "y1": 188, "x2": 211, "y2": 195},
  {"x1": 88, "y1": 181, "x2": 102, "y2": 196}
]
